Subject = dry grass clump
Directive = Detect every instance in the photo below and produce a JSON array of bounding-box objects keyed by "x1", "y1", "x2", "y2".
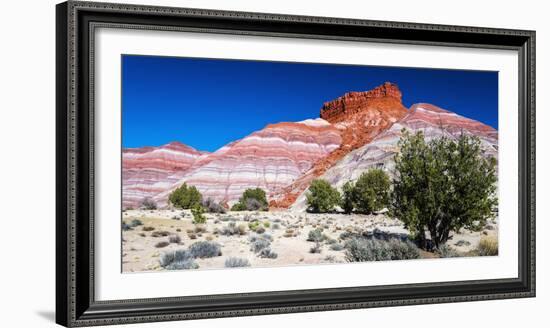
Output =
[{"x1": 477, "y1": 236, "x2": 498, "y2": 256}]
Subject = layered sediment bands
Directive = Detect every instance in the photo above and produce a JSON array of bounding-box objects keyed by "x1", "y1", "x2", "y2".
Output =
[
  {"x1": 122, "y1": 142, "x2": 207, "y2": 209},
  {"x1": 150, "y1": 119, "x2": 342, "y2": 207},
  {"x1": 290, "y1": 103, "x2": 499, "y2": 211},
  {"x1": 270, "y1": 82, "x2": 408, "y2": 208}
]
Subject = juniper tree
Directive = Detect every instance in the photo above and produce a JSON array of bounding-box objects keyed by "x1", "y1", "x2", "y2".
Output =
[{"x1": 391, "y1": 130, "x2": 497, "y2": 249}]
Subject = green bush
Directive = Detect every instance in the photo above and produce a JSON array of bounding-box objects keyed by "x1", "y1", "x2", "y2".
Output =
[
  {"x1": 391, "y1": 130, "x2": 498, "y2": 249},
  {"x1": 340, "y1": 170, "x2": 390, "y2": 214},
  {"x1": 306, "y1": 179, "x2": 341, "y2": 213},
  {"x1": 341, "y1": 181, "x2": 356, "y2": 214},
  {"x1": 344, "y1": 238, "x2": 420, "y2": 262},
  {"x1": 191, "y1": 205, "x2": 207, "y2": 224},
  {"x1": 231, "y1": 188, "x2": 269, "y2": 211},
  {"x1": 168, "y1": 183, "x2": 202, "y2": 209}
]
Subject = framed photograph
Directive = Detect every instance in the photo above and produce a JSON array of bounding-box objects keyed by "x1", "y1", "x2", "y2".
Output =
[{"x1": 56, "y1": 1, "x2": 535, "y2": 326}]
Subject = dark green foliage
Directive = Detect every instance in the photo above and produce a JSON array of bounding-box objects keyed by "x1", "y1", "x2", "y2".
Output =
[
  {"x1": 341, "y1": 170, "x2": 390, "y2": 214},
  {"x1": 230, "y1": 202, "x2": 247, "y2": 211},
  {"x1": 122, "y1": 222, "x2": 132, "y2": 231},
  {"x1": 341, "y1": 181, "x2": 356, "y2": 214},
  {"x1": 344, "y1": 238, "x2": 420, "y2": 262},
  {"x1": 168, "y1": 183, "x2": 202, "y2": 209},
  {"x1": 231, "y1": 188, "x2": 268, "y2": 211},
  {"x1": 306, "y1": 179, "x2": 341, "y2": 213},
  {"x1": 191, "y1": 205, "x2": 207, "y2": 224},
  {"x1": 140, "y1": 197, "x2": 157, "y2": 210},
  {"x1": 391, "y1": 130, "x2": 498, "y2": 249}
]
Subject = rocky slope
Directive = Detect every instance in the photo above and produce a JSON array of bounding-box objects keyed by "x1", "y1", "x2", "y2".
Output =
[
  {"x1": 290, "y1": 102, "x2": 499, "y2": 211},
  {"x1": 122, "y1": 142, "x2": 208, "y2": 209},
  {"x1": 150, "y1": 119, "x2": 342, "y2": 207}
]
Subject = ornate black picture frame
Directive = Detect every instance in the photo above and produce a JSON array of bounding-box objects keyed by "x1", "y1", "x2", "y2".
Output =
[{"x1": 56, "y1": 1, "x2": 535, "y2": 326}]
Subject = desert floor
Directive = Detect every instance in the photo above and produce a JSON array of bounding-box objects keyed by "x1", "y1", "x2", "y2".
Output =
[{"x1": 122, "y1": 209, "x2": 498, "y2": 272}]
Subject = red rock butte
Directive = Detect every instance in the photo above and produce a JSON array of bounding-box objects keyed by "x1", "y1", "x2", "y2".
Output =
[{"x1": 320, "y1": 82, "x2": 403, "y2": 123}]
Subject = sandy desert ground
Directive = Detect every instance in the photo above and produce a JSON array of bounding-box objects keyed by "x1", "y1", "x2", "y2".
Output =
[{"x1": 121, "y1": 209, "x2": 498, "y2": 273}]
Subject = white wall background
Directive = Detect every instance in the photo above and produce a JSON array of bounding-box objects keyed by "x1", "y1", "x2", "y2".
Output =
[{"x1": 0, "y1": 0, "x2": 546, "y2": 327}]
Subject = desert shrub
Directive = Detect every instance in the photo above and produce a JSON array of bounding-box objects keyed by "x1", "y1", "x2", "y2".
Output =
[
  {"x1": 255, "y1": 226, "x2": 266, "y2": 234},
  {"x1": 344, "y1": 238, "x2": 420, "y2": 262},
  {"x1": 263, "y1": 221, "x2": 270, "y2": 228},
  {"x1": 155, "y1": 241, "x2": 170, "y2": 248},
  {"x1": 141, "y1": 198, "x2": 157, "y2": 210},
  {"x1": 249, "y1": 233, "x2": 272, "y2": 243},
  {"x1": 122, "y1": 222, "x2": 132, "y2": 231},
  {"x1": 330, "y1": 243, "x2": 344, "y2": 251},
  {"x1": 272, "y1": 223, "x2": 280, "y2": 230},
  {"x1": 220, "y1": 222, "x2": 247, "y2": 236},
  {"x1": 189, "y1": 241, "x2": 222, "y2": 258},
  {"x1": 248, "y1": 221, "x2": 260, "y2": 232},
  {"x1": 187, "y1": 233, "x2": 197, "y2": 240},
  {"x1": 130, "y1": 219, "x2": 143, "y2": 227},
  {"x1": 168, "y1": 183, "x2": 202, "y2": 209},
  {"x1": 306, "y1": 179, "x2": 341, "y2": 213},
  {"x1": 259, "y1": 248, "x2": 278, "y2": 259},
  {"x1": 250, "y1": 238, "x2": 271, "y2": 253},
  {"x1": 169, "y1": 234, "x2": 181, "y2": 244},
  {"x1": 307, "y1": 228, "x2": 326, "y2": 243},
  {"x1": 191, "y1": 205, "x2": 207, "y2": 224},
  {"x1": 165, "y1": 259, "x2": 199, "y2": 270},
  {"x1": 140, "y1": 197, "x2": 158, "y2": 210},
  {"x1": 160, "y1": 249, "x2": 193, "y2": 267},
  {"x1": 224, "y1": 257, "x2": 251, "y2": 268},
  {"x1": 391, "y1": 131, "x2": 497, "y2": 249},
  {"x1": 171, "y1": 215, "x2": 180, "y2": 220},
  {"x1": 138, "y1": 232, "x2": 146, "y2": 237},
  {"x1": 231, "y1": 188, "x2": 268, "y2": 211},
  {"x1": 201, "y1": 198, "x2": 227, "y2": 214},
  {"x1": 142, "y1": 226, "x2": 155, "y2": 232},
  {"x1": 310, "y1": 242, "x2": 322, "y2": 254},
  {"x1": 437, "y1": 244, "x2": 459, "y2": 258},
  {"x1": 151, "y1": 231, "x2": 170, "y2": 237},
  {"x1": 477, "y1": 236, "x2": 498, "y2": 256}
]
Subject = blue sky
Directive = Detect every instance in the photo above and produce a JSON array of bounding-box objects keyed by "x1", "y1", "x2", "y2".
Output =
[{"x1": 122, "y1": 55, "x2": 498, "y2": 152}]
